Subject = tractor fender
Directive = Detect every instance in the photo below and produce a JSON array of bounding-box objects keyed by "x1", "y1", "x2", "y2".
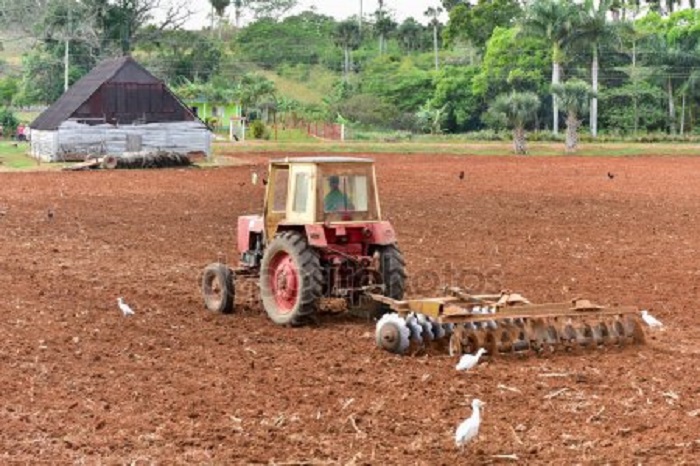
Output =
[
  {"x1": 237, "y1": 215, "x2": 264, "y2": 253},
  {"x1": 305, "y1": 224, "x2": 328, "y2": 247},
  {"x1": 365, "y1": 221, "x2": 397, "y2": 245}
]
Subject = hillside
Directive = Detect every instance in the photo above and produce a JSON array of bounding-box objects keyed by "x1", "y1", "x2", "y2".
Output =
[
  {"x1": 0, "y1": 29, "x2": 32, "y2": 67},
  {"x1": 258, "y1": 65, "x2": 337, "y2": 105}
]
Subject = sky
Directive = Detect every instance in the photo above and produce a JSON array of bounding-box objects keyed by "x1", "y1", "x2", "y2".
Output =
[{"x1": 186, "y1": 0, "x2": 450, "y2": 29}]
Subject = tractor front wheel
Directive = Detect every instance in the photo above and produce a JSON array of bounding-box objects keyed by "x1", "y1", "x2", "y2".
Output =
[{"x1": 260, "y1": 231, "x2": 323, "y2": 326}]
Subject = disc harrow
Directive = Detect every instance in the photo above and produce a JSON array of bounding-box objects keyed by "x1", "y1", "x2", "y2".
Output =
[{"x1": 373, "y1": 288, "x2": 646, "y2": 356}]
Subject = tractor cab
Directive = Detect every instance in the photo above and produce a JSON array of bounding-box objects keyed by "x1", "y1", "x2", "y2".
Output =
[
  {"x1": 238, "y1": 157, "x2": 397, "y2": 269},
  {"x1": 264, "y1": 157, "x2": 381, "y2": 235}
]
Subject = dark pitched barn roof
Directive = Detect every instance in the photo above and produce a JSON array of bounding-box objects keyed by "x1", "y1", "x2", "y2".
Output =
[
  {"x1": 30, "y1": 56, "x2": 196, "y2": 130},
  {"x1": 31, "y1": 56, "x2": 131, "y2": 130}
]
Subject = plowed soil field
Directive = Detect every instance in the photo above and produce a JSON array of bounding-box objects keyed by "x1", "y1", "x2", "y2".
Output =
[{"x1": 1, "y1": 153, "x2": 699, "y2": 464}]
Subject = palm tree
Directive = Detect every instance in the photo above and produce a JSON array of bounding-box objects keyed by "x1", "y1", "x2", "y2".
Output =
[
  {"x1": 441, "y1": 0, "x2": 461, "y2": 11},
  {"x1": 276, "y1": 96, "x2": 302, "y2": 127},
  {"x1": 174, "y1": 78, "x2": 207, "y2": 101},
  {"x1": 175, "y1": 78, "x2": 239, "y2": 129},
  {"x1": 646, "y1": 0, "x2": 688, "y2": 15},
  {"x1": 521, "y1": 0, "x2": 578, "y2": 134},
  {"x1": 333, "y1": 20, "x2": 362, "y2": 81},
  {"x1": 665, "y1": 12, "x2": 700, "y2": 135},
  {"x1": 424, "y1": 6, "x2": 443, "y2": 71},
  {"x1": 571, "y1": 0, "x2": 622, "y2": 137},
  {"x1": 236, "y1": 73, "x2": 277, "y2": 117},
  {"x1": 233, "y1": 0, "x2": 244, "y2": 28},
  {"x1": 359, "y1": 0, "x2": 363, "y2": 33},
  {"x1": 610, "y1": 0, "x2": 646, "y2": 21},
  {"x1": 551, "y1": 80, "x2": 594, "y2": 153},
  {"x1": 678, "y1": 70, "x2": 700, "y2": 135},
  {"x1": 488, "y1": 92, "x2": 541, "y2": 155},
  {"x1": 209, "y1": 0, "x2": 230, "y2": 38},
  {"x1": 639, "y1": 12, "x2": 688, "y2": 135},
  {"x1": 397, "y1": 17, "x2": 423, "y2": 53},
  {"x1": 375, "y1": 0, "x2": 396, "y2": 55},
  {"x1": 664, "y1": 0, "x2": 678, "y2": 13}
]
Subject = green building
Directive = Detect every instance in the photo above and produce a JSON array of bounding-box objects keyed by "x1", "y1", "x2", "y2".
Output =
[{"x1": 187, "y1": 100, "x2": 243, "y2": 133}]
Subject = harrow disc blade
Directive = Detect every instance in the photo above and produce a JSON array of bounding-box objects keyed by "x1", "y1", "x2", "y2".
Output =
[
  {"x1": 431, "y1": 319, "x2": 446, "y2": 340},
  {"x1": 417, "y1": 314, "x2": 435, "y2": 342},
  {"x1": 405, "y1": 314, "x2": 424, "y2": 344},
  {"x1": 442, "y1": 323, "x2": 455, "y2": 336},
  {"x1": 375, "y1": 313, "x2": 410, "y2": 355}
]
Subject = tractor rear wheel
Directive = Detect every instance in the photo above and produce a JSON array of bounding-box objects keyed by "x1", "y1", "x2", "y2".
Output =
[
  {"x1": 260, "y1": 231, "x2": 323, "y2": 326},
  {"x1": 202, "y1": 263, "x2": 235, "y2": 314},
  {"x1": 377, "y1": 244, "x2": 406, "y2": 300}
]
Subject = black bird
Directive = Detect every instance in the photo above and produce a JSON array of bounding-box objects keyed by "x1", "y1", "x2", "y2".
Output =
[
  {"x1": 607, "y1": 172, "x2": 615, "y2": 180},
  {"x1": 47, "y1": 208, "x2": 54, "y2": 221},
  {"x1": 262, "y1": 178, "x2": 268, "y2": 186},
  {"x1": 459, "y1": 171, "x2": 465, "y2": 180}
]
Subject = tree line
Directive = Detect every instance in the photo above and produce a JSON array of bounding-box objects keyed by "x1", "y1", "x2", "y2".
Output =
[{"x1": 2, "y1": 0, "x2": 700, "y2": 148}]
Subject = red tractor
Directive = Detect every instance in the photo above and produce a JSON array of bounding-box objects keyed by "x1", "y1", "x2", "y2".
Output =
[
  {"x1": 201, "y1": 157, "x2": 406, "y2": 325},
  {"x1": 201, "y1": 157, "x2": 648, "y2": 357}
]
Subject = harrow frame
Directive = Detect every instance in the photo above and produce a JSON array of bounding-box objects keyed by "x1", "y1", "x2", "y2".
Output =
[{"x1": 371, "y1": 287, "x2": 646, "y2": 356}]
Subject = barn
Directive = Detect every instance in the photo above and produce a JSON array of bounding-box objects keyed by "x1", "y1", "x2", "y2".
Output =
[{"x1": 29, "y1": 56, "x2": 212, "y2": 162}]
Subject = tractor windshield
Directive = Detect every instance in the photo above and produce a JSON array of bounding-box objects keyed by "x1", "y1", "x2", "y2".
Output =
[
  {"x1": 320, "y1": 164, "x2": 378, "y2": 221},
  {"x1": 323, "y1": 175, "x2": 367, "y2": 213}
]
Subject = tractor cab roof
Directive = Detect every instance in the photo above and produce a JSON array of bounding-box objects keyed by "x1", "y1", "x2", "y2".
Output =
[{"x1": 270, "y1": 156, "x2": 374, "y2": 165}]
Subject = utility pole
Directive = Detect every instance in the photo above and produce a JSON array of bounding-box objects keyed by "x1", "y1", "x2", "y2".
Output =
[
  {"x1": 64, "y1": 39, "x2": 69, "y2": 92},
  {"x1": 433, "y1": 20, "x2": 439, "y2": 71},
  {"x1": 235, "y1": 0, "x2": 242, "y2": 28},
  {"x1": 211, "y1": 5, "x2": 215, "y2": 31},
  {"x1": 377, "y1": 0, "x2": 384, "y2": 55},
  {"x1": 64, "y1": 8, "x2": 71, "y2": 92},
  {"x1": 359, "y1": 0, "x2": 363, "y2": 34}
]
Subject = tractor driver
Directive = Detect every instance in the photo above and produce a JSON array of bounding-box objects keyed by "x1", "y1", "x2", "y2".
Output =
[{"x1": 324, "y1": 175, "x2": 354, "y2": 212}]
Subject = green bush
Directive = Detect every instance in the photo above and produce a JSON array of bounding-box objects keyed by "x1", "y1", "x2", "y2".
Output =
[
  {"x1": 0, "y1": 107, "x2": 19, "y2": 138},
  {"x1": 335, "y1": 94, "x2": 395, "y2": 128},
  {"x1": 527, "y1": 131, "x2": 566, "y2": 142},
  {"x1": 461, "y1": 129, "x2": 509, "y2": 141},
  {"x1": 249, "y1": 120, "x2": 270, "y2": 140},
  {"x1": 0, "y1": 76, "x2": 19, "y2": 107},
  {"x1": 350, "y1": 130, "x2": 413, "y2": 142}
]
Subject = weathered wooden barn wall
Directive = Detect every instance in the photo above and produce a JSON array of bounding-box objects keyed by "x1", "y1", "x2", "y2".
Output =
[
  {"x1": 29, "y1": 130, "x2": 59, "y2": 161},
  {"x1": 30, "y1": 121, "x2": 211, "y2": 162}
]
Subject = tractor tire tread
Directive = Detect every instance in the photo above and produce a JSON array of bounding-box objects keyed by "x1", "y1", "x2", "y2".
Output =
[
  {"x1": 261, "y1": 231, "x2": 322, "y2": 326},
  {"x1": 202, "y1": 263, "x2": 235, "y2": 314},
  {"x1": 379, "y1": 244, "x2": 406, "y2": 301}
]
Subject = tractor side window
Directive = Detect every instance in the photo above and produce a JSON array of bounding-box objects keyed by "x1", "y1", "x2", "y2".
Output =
[
  {"x1": 323, "y1": 175, "x2": 368, "y2": 213},
  {"x1": 272, "y1": 169, "x2": 288, "y2": 212},
  {"x1": 293, "y1": 172, "x2": 310, "y2": 213},
  {"x1": 352, "y1": 176, "x2": 369, "y2": 211}
]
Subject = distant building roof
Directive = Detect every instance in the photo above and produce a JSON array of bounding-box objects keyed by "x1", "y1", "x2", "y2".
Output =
[{"x1": 30, "y1": 56, "x2": 197, "y2": 130}]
